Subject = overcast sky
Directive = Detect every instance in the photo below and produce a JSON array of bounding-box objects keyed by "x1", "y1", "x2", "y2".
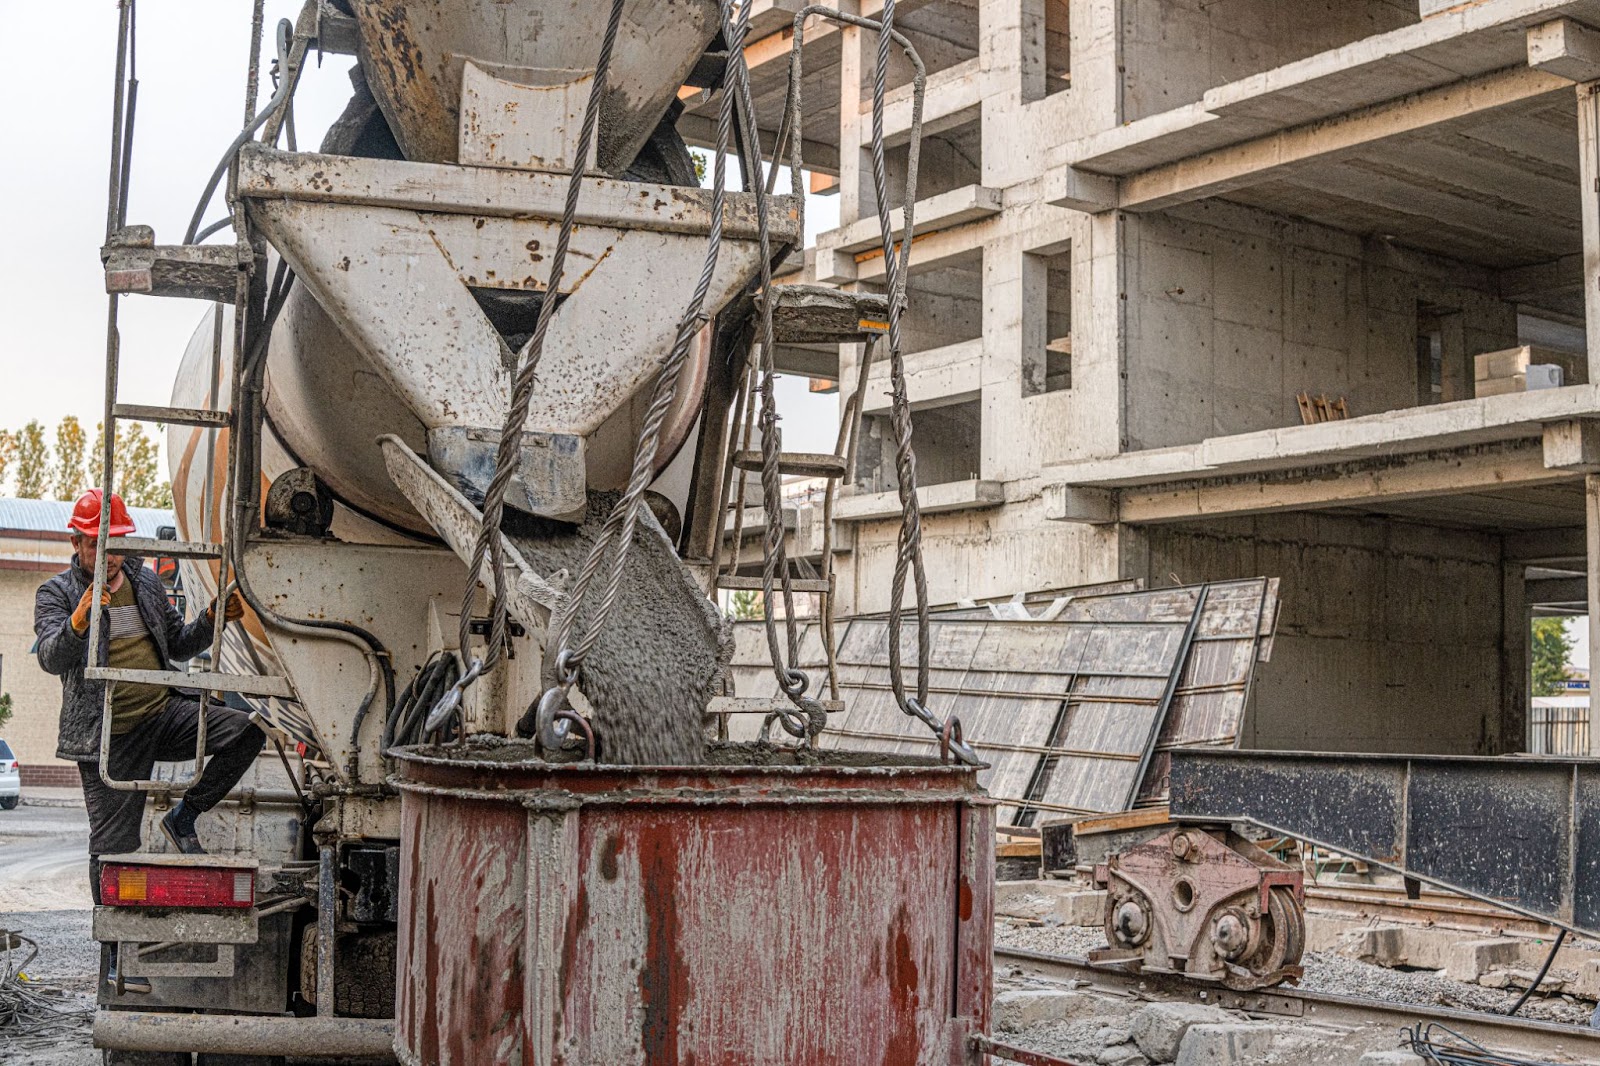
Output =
[{"x1": 0, "y1": 0, "x2": 839, "y2": 468}]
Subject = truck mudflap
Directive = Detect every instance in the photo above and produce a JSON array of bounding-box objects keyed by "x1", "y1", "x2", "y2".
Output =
[{"x1": 94, "y1": 1011, "x2": 395, "y2": 1060}]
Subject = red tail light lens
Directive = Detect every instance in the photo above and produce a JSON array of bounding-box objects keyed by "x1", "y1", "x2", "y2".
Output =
[{"x1": 100, "y1": 864, "x2": 255, "y2": 908}]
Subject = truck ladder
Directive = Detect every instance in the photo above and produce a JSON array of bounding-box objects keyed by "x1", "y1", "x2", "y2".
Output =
[{"x1": 88, "y1": 0, "x2": 291, "y2": 793}]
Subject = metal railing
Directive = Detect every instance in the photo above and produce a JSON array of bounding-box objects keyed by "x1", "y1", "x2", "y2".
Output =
[{"x1": 1529, "y1": 705, "x2": 1589, "y2": 756}]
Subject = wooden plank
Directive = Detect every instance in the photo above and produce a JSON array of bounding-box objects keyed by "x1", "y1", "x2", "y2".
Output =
[{"x1": 1072, "y1": 807, "x2": 1172, "y2": 838}]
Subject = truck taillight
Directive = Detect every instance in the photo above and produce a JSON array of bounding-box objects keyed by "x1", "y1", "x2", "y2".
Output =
[{"x1": 100, "y1": 864, "x2": 254, "y2": 908}]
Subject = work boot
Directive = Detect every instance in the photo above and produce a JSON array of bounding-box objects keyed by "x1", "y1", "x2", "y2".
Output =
[
  {"x1": 106, "y1": 944, "x2": 152, "y2": 995},
  {"x1": 159, "y1": 801, "x2": 205, "y2": 855}
]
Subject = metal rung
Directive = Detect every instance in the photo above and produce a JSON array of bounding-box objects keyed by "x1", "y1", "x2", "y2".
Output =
[
  {"x1": 732, "y1": 451, "x2": 848, "y2": 479},
  {"x1": 112, "y1": 403, "x2": 230, "y2": 428},
  {"x1": 85, "y1": 667, "x2": 293, "y2": 700},
  {"x1": 115, "y1": 537, "x2": 223, "y2": 560},
  {"x1": 705, "y1": 697, "x2": 845, "y2": 716},
  {"x1": 103, "y1": 228, "x2": 242, "y2": 303},
  {"x1": 717, "y1": 575, "x2": 831, "y2": 594}
]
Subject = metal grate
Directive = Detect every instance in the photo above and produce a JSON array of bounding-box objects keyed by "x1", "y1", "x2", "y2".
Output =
[{"x1": 728, "y1": 578, "x2": 1279, "y2": 825}]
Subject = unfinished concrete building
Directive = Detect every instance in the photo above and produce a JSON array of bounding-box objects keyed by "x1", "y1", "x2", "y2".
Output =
[{"x1": 693, "y1": 0, "x2": 1600, "y2": 758}]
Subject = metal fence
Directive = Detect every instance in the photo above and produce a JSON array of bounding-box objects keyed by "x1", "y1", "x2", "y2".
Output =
[{"x1": 1530, "y1": 705, "x2": 1589, "y2": 756}]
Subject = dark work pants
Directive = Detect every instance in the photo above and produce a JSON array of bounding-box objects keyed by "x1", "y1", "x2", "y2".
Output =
[{"x1": 80, "y1": 695, "x2": 265, "y2": 904}]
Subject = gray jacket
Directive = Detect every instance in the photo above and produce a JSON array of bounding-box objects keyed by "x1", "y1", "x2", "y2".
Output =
[{"x1": 34, "y1": 558, "x2": 215, "y2": 762}]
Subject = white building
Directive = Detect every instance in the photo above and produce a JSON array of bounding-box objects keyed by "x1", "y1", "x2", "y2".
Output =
[{"x1": 693, "y1": 0, "x2": 1600, "y2": 756}]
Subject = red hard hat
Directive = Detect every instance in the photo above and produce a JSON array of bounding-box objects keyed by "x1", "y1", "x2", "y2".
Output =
[{"x1": 68, "y1": 489, "x2": 137, "y2": 537}]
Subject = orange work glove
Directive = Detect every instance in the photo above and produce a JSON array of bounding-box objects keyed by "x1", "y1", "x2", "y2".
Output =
[
  {"x1": 71, "y1": 585, "x2": 113, "y2": 636},
  {"x1": 207, "y1": 590, "x2": 246, "y2": 624}
]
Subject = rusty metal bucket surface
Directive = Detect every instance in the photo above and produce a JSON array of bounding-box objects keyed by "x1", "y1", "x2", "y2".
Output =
[{"x1": 392, "y1": 742, "x2": 994, "y2": 1066}]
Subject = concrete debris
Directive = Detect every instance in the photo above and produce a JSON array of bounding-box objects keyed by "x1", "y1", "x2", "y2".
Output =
[
  {"x1": 1130, "y1": 1003, "x2": 1235, "y2": 1062},
  {"x1": 1357, "y1": 1053, "x2": 1428, "y2": 1066},
  {"x1": 995, "y1": 987, "x2": 1108, "y2": 1031},
  {"x1": 1171, "y1": 1023, "x2": 1281, "y2": 1066},
  {"x1": 1098, "y1": 1043, "x2": 1151, "y2": 1066}
]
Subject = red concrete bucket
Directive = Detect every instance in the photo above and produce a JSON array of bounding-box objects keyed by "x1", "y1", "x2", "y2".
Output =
[{"x1": 391, "y1": 741, "x2": 993, "y2": 1065}]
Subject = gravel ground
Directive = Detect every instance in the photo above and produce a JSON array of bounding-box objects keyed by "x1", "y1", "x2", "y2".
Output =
[
  {"x1": 995, "y1": 916, "x2": 1599, "y2": 1027},
  {"x1": 0, "y1": 804, "x2": 97, "y2": 1066}
]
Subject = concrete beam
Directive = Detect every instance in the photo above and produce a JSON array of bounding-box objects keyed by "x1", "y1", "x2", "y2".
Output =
[
  {"x1": 1504, "y1": 525, "x2": 1586, "y2": 564},
  {"x1": 1042, "y1": 485, "x2": 1118, "y2": 524},
  {"x1": 1545, "y1": 419, "x2": 1600, "y2": 470},
  {"x1": 1110, "y1": 441, "x2": 1569, "y2": 525},
  {"x1": 1527, "y1": 575, "x2": 1588, "y2": 604},
  {"x1": 821, "y1": 184, "x2": 1003, "y2": 254},
  {"x1": 834, "y1": 478, "x2": 1004, "y2": 522},
  {"x1": 1528, "y1": 19, "x2": 1600, "y2": 83},
  {"x1": 1046, "y1": 166, "x2": 1119, "y2": 214},
  {"x1": 1118, "y1": 66, "x2": 1572, "y2": 213},
  {"x1": 1499, "y1": 253, "x2": 1584, "y2": 302}
]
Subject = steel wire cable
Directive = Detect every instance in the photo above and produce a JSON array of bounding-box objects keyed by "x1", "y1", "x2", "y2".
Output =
[
  {"x1": 534, "y1": 0, "x2": 755, "y2": 751},
  {"x1": 453, "y1": 0, "x2": 628, "y2": 690},
  {"x1": 712, "y1": 1, "x2": 831, "y2": 742},
  {"x1": 1404, "y1": 1022, "x2": 1563, "y2": 1066},
  {"x1": 788, "y1": 2, "x2": 977, "y2": 762}
]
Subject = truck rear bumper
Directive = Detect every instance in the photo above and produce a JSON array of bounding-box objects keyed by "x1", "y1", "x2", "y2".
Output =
[{"x1": 94, "y1": 1010, "x2": 395, "y2": 1061}]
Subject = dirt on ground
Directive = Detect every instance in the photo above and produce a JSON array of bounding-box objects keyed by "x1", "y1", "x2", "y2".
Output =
[{"x1": 0, "y1": 802, "x2": 96, "y2": 1065}]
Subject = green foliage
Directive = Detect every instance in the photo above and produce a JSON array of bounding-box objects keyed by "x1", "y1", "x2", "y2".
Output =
[
  {"x1": 52, "y1": 416, "x2": 88, "y2": 502},
  {"x1": 727, "y1": 589, "x2": 764, "y2": 620},
  {"x1": 0, "y1": 693, "x2": 13, "y2": 732},
  {"x1": 691, "y1": 149, "x2": 708, "y2": 184},
  {"x1": 1531, "y1": 617, "x2": 1574, "y2": 697},
  {"x1": 0, "y1": 430, "x2": 15, "y2": 490},
  {"x1": 89, "y1": 422, "x2": 173, "y2": 509},
  {"x1": 13, "y1": 421, "x2": 48, "y2": 499}
]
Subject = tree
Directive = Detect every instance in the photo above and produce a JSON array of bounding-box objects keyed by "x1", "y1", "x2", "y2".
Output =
[
  {"x1": 0, "y1": 430, "x2": 15, "y2": 491},
  {"x1": 727, "y1": 589, "x2": 764, "y2": 620},
  {"x1": 691, "y1": 149, "x2": 708, "y2": 184},
  {"x1": 52, "y1": 416, "x2": 88, "y2": 502},
  {"x1": 13, "y1": 421, "x2": 48, "y2": 499},
  {"x1": 0, "y1": 694, "x2": 11, "y2": 732},
  {"x1": 89, "y1": 422, "x2": 173, "y2": 509},
  {"x1": 1531, "y1": 618, "x2": 1573, "y2": 697}
]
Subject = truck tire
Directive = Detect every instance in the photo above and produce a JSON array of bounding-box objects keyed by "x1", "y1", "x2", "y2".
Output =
[{"x1": 0, "y1": 796, "x2": 19, "y2": 810}]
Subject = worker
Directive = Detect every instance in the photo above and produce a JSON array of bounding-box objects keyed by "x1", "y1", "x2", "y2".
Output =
[{"x1": 33, "y1": 489, "x2": 263, "y2": 877}]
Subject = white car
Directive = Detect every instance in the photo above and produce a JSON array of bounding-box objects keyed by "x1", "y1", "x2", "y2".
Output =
[{"x1": 0, "y1": 740, "x2": 19, "y2": 809}]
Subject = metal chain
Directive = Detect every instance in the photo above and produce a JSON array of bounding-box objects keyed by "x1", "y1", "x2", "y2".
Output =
[
  {"x1": 530, "y1": 0, "x2": 755, "y2": 752},
  {"x1": 448, "y1": 0, "x2": 627, "y2": 701}
]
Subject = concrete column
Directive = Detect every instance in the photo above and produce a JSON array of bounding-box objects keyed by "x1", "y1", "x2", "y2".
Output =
[
  {"x1": 838, "y1": 22, "x2": 874, "y2": 227},
  {"x1": 1499, "y1": 559, "x2": 1529, "y2": 755},
  {"x1": 1589, "y1": 473, "x2": 1600, "y2": 754},
  {"x1": 1580, "y1": 83, "x2": 1600, "y2": 362}
]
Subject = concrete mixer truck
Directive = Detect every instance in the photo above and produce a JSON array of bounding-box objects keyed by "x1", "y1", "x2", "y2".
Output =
[{"x1": 87, "y1": 1, "x2": 1007, "y2": 1063}]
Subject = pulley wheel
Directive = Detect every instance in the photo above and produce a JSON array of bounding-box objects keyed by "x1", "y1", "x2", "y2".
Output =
[{"x1": 1233, "y1": 887, "x2": 1304, "y2": 983}]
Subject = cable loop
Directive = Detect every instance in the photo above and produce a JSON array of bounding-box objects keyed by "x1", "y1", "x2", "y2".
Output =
[
  {"x1": 780, "y1": 668, "x2": 809, "y2": 697},
  {"x1": 423, "y1": 657, "x2": 482, "y2": 738},
  {"x1": 534, "y1": 684, "x2": 576, "y2": 752}
]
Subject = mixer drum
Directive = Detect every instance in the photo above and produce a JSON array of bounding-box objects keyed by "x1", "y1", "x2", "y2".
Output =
[{"x1": 347, "y1": 0, "x2": 722, "y2": 173}]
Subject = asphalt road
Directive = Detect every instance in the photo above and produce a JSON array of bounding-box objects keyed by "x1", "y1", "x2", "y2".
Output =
[{"x1": 0, "y1": 801, "x2": 96, "y2": 1065}]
